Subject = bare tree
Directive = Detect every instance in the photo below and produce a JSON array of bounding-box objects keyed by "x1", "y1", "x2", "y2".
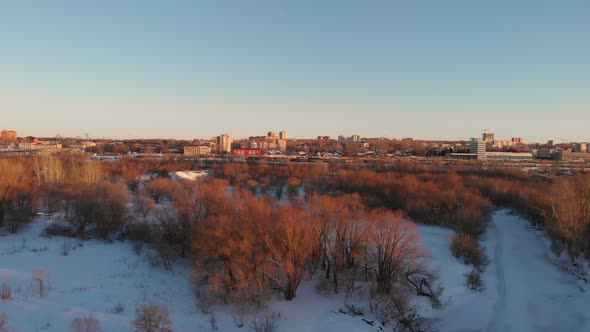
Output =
[
  {"x1": 265, "y1": 205, "x2": 314, "y2": 300},
  {"x1": 132, "y1": 303, "x2": 174, "y2": 332},
  {"x1": 33, "y1": 154, "x2": 64, "y2": 185},
  {"x1": 366, "y1": 210, "x2": 425, "y2": 295},
  {"x1": 70, "y1": 314, "x2": 103, "y2": 332},
  {"x1": 33, "y1": 267, "x2": 50, "y2": 297},
  {"x1": 0, "y1": 312, "x2": 8, "y2": 332},
  {"x1": 1, "y1": 280, "x2": 12, "y2": 301},
  {"x1": 549, "y1": 174, "x2": 590, "y2": 257}
]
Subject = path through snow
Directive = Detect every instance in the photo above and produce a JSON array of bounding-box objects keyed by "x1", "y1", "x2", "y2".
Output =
[
  {"x1": 419, "y1": 210, "x2": 590, "y2": 332},
  {"x1": 484, "y1": 211, "x2": 589, "y2": 332}
]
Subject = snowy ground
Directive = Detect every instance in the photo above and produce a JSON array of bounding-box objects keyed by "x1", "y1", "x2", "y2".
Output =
[
  {"x1": 419, "y1": 210, "x2": 590, "y2": 332},
  {"x1": 1, "y1": 211, "x2": 588, "y2": 331},
  {"x1": 0, "y1": 218, "x2": 374, "y2": 332}
]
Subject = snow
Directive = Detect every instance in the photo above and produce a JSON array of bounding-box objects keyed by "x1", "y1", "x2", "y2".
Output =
[
  {"x1": 0, "y1": 218, "x2": 374, "y2": 332},
  {"x1": 418, "y1": 210, "x2": 590, "y2": 332},
  {"x1": 1, "y1": 211, "x2": 589, "y2": 331},
  {"x1": 169, "y1": 171, "x2": 209, "y2": 182}
]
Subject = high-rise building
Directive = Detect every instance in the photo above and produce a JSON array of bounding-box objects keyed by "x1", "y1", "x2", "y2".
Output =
[
  {"x1": 217, "y1": 134, "x2": 233, "y2": 154},
  {"x1": 0, "y1": 130, "x2": 17, "y2": 142},
  {"x1": 247, "y1": 130, "x2": 287, "y2": 153},
  {"x1": 350, "y1": 134, "x2": 361, "y2": 142},
  {"x1": 574, "y1": 143, "x2": 588, "y2": 153},
  {"x1": 338, "y1": 135, "x2": 346, "y2": 141},
  {"x1": 482, "y1": 131, "x2": 495, "y2": 143},
  {"x1": 511, "y1": 137, "x2": 523, "y2": 145},
  {"x1": 470, "y1": 138, "x2": 486, "y2": 159}
]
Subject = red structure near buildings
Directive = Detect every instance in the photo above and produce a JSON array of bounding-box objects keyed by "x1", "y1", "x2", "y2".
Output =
[{"x1": 232, "y1": 148, "x2": 262, "y2": 156}]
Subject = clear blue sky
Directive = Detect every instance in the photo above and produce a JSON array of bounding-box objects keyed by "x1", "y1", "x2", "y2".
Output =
[{"x1": 1, "y1": 0, "x2": 588, "y2": 142}]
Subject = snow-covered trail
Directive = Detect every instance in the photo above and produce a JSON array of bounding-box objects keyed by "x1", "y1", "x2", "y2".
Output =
[{"x1": 484, "y1": 211, "x2": 589, "y2": 332}]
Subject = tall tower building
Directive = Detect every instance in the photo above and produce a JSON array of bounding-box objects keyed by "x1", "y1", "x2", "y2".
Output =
[
  {"x1": 217, "y1": 134, "x2": 233, "y2": 154},
  {"x1": 574, "y1": 143, "x2": 588, "y2": 153},
  {"x1": 470, "y1": 138, "x2": 486, "y2": 159},
  {"x1": 279, "y1": 131, "x2": 287, "y2": 140}
]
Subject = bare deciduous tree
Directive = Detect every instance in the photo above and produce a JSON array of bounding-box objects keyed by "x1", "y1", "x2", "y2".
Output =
[
  {"x1": 70, "y1": 314, "x2": 103, "y2": 332},
  {"x1": 132, "y1": 303, "x2": 174, "y2": 332}
]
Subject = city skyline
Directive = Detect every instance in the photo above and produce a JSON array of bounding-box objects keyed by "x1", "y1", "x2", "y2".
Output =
[{"x1": 1, "y1": 1, "x2": 589, "y2": 142}]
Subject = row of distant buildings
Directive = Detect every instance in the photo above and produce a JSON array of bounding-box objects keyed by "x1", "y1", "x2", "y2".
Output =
[
  {"x1": 448, "y1": 131, "x2": 590, "y2": 162},
  {"x1": 183, "y1": 130, "x2": 288, "y2": 157},
  {"x1": 537, "y1": 142, "x2": 590, "y2": 161},
  {"x1": 0, "y1": 130, "x2": 97, "y2": 154}
]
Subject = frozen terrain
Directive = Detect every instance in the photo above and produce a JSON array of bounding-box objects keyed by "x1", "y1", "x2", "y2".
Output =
[
  {"x1": 1, "y1": 211, "x2": 588, "y2": 331},
  {"x1": 419, "y1": 210, "x2": 590, "y2": 332}
]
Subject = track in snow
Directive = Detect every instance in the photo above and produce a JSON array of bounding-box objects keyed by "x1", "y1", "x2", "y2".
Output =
[{"x1": 482, "y1": 211, "x2": 589, "y2": 332}]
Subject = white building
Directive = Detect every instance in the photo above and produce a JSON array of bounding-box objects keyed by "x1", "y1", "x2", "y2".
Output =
[
  {"x1": 217, "y1": 134, "x2": 233, "y2": 154},
  {"x1": 470, "y1": 138, "x2": 487, "y2": 159}
]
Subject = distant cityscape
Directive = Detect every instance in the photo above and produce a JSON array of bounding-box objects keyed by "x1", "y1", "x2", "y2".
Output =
[{"x1": 1, "y1": 129, "x2": 589, "y2": 162}]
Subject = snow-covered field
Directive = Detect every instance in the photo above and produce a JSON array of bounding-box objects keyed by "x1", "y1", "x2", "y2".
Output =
[{"x1": 1, "y1": 211, "x2": 588, "y2": 331}]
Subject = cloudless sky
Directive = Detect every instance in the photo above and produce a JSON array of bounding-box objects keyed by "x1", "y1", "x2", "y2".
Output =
[{"x1": 1, "y1": 0, "x2": 588, "y2": 142}]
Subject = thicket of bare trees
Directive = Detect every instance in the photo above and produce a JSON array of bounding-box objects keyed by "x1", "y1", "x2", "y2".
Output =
[
  {"x1": 0, "y1": 158, "x2": 36, "y2": 233},
  {"x1": 547, "y1": 174, "x2": 590, "y2": 258},
  {"x1": 190, "y1": 182, "x2": 440, "y2": 330}
]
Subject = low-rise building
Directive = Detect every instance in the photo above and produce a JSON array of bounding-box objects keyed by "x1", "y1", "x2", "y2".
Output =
[
  {"x1": 184, "y1": 145, "x2": 212, "y2": 156},
  {"x1": 484, "y1": 152, "x2": 533, "y2": 161},
  {"x1": 232, "y1": 148, "x2": 262, "y2": 157},
  {"x1": 556, "y1": 150, "x2": 590, "y2": 161}
]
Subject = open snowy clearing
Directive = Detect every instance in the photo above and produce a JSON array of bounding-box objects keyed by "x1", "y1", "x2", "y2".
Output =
[{"x1": 0, "y1": 211, "x2": 588, "y2": 331}]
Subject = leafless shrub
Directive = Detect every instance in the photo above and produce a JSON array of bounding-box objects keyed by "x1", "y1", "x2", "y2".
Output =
[
  {"x1": 32, "y1": 267, "x2": 50, "y2": 297},
  {"x1": 193, "y1": 286, "x2": 215, "y2": 315},
  {"x1": 0, "y1": 281, "x2": 11, "y2": 301},
  {"x1": 126, "y1": 222, "x2": 155, "y2": 243},
  {"x1": 132, "y1": 302, "x2": 174, "y2": 332},
  {"x1": 70, "y1": 314, "x2": 103, "y2": 332},
  {"x1": 5, "y1": 204, "x2": 34, "y2": 234},
  {"x1": 0, "y1": 312, "x2": 7, "y2": 332},
  {"x1": 406, "y1": 268, "x2": 444, "y2": 308},
  {"x1": 450, "y1": 233, "x2": 488, "y2": 269},
  {"x1": 132, "y1": 242, "x2": 144, "y2": 256},
  {"x1": 342, "y1": 303, "x2": 364, "y2": 316},
  {"x1": 369, "y1": 285, "x2": 426, "y2": 331},
  {"x1": 248, "y1": 311, "x2": 281, "y2": 332},
  {"x1": 209, "y1": 312, "x2": 219, "y2": 331},
  {"x1": 233, "y1": 313, "x2": 245, "y2": 328},
  {"x1": 42, "y1": 222, "x2": 74, "y2": 238},
  {"x1": 31, "y1": 245, "x2": 48, "y2": 253},
  {"x1": 145, "y1": 252, "x2": 163, "y2": 268},
  {"x1": 232, "y1": 302, "x2": 256, "y2": 329},
  {"x1": 61, "y1": 241, "x2": 73, "y2": 256},
  {"x1": 112, "y1": 303, "x2": 125, "y2": 314},
  {"x1": 465, "y1": 269, "x2": 484, "y2": 292}
]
